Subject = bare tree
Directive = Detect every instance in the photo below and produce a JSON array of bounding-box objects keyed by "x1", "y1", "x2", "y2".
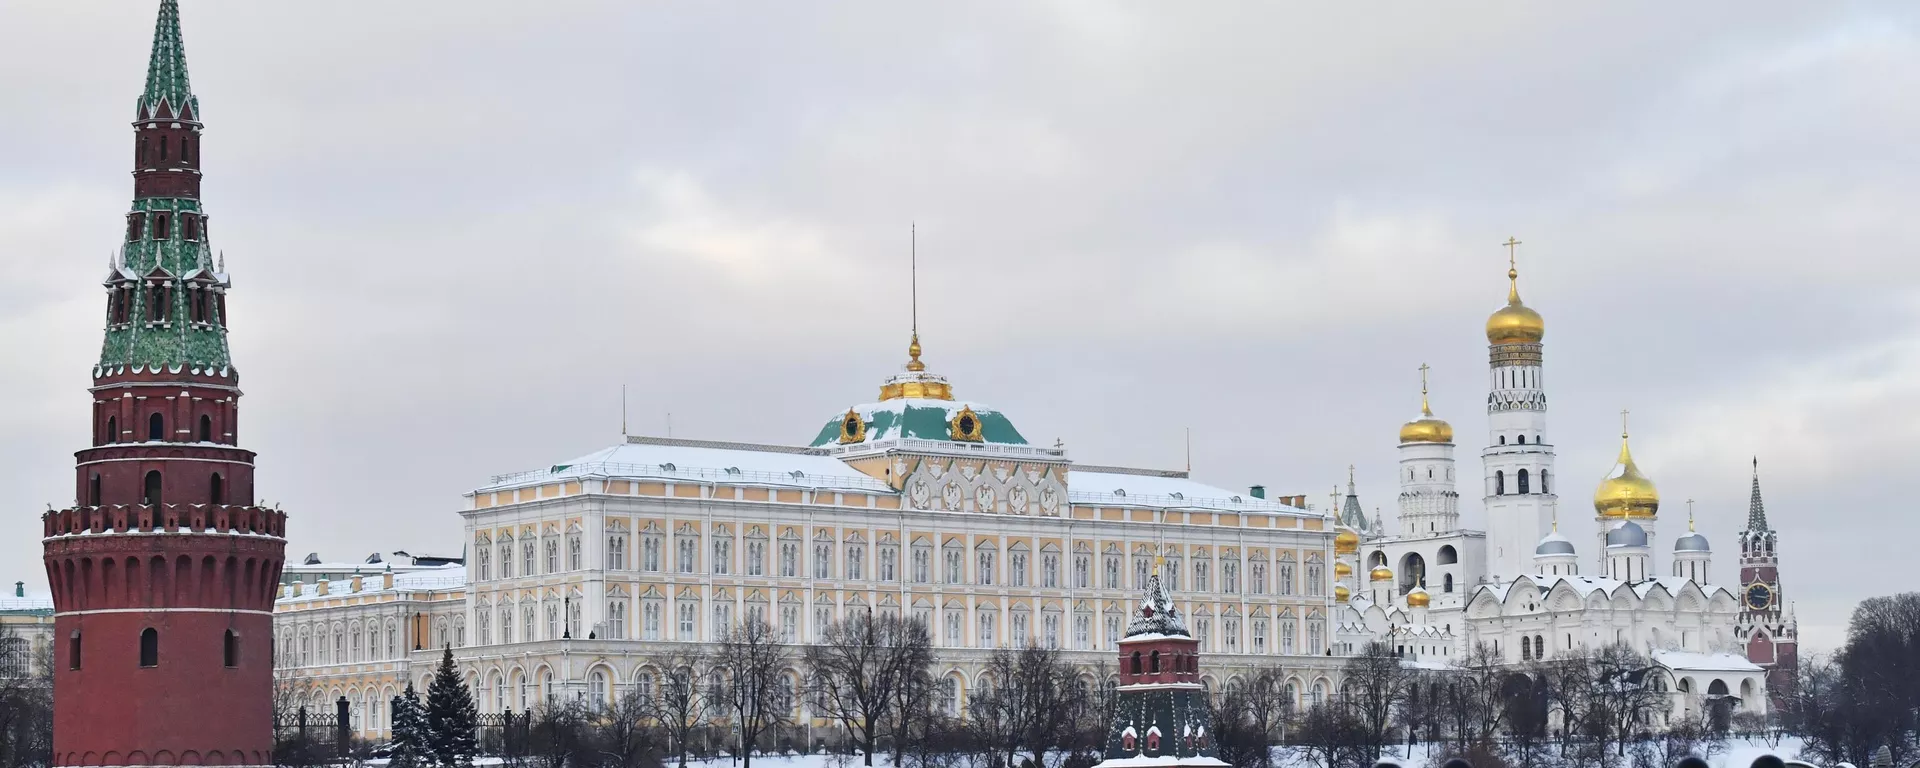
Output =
[
  {"x1": 1589, "y1": 643, "x2": 1662, "y2": 760},
  {"x1": 1212, "y1": 668, "x2": 1288, "y2": 768},
  {"x1": 591, "y1": 686, "x2": 660, "y2": 768},
  {"x1": 714, "y1": 616, "x2": 790, "y2": 768},
  {"x1": 1286, "y1": 701, "x2": 1365, "y2": 768},
  {"x1": 0, "y1": 627, "x2": 52, "y2": 768},
  {"x1": 647, "y1": 646, "x2": 710, "y2": 768},
  {"x1": 1438, "y1": 641, "x2": 1509, "y2": 752},
  {"x1": 804, "y1": 611, "x2": 934, "y2": 765},
  {"x1": 968, "y1": 643, "x2": 1080, "y2": 768},
  {"x1": 1342, "y1": 642, "x2": 1413, "y2": 763},
  {"x1": 529, "y1": 699, "x2": 592, "y2": 768}
]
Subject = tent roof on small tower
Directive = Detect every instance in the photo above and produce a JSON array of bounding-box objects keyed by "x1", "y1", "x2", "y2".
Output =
[
  {"x1": 1123, "y1": 563, "x2": 1190, "y2": 639},
  {"x1": 140, "y1": 0, "x2": 198, "y2": 120}
]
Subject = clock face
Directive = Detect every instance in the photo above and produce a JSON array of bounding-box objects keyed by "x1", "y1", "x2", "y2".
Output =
[{"x1": 1746, "y1": 583, "x2": 1773, "y2": 611}]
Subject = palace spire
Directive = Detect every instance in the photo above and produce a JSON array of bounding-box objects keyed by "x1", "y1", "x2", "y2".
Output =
[{"x1": 140, "y1": 0, "x2": 197, "y2": 120}]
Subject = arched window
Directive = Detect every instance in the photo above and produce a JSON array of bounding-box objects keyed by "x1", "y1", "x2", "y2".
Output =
[
  {"x1": 143, "y1": 470, "x2": 163, "y2": 506},
  {"x1": 139, "y1": 628, "x2": 159, "y2": 667},
  {"x1": 1517, "y1": 435, "x2": 1526, "y2": 444},
  {"x1": 1499, "y1": 436, "x2": 1506, "y2": 445},
  {"x1": 69, "y1": 631, "x2": 81, "y2": 670},
  {"x1": 148, "y1": 413, "x2": 165, "y2": 441},
  {"x1": 139, "y1": 137, "x2": 149, "y2": 166},
  {"x1": 199, "y1": 414, "x2": 213, "y2": 442},
  {"x1": 210, "y1": 473, "x2": 225, "y2": 505},
  {"x1": 1494, "y1": 471, "x2": 1505, "y2": 496},
  {"x1": 1540, "y1": 470, "x2": 1549, "y2": 494},
  {"x1": 1517, "y1": 469, "x2": 1530, "y2": 494},
  {"x1": 105, "y1": 416, "x2": 117, "y2": 444},
  {"x1": 88, "y1": 474, "x2": 101, "y2": 507},
  {"x1": 1130, "y1": 651, "x2": 1141, "y2": 675},
  {"x1": 158, "y1": 136, "x2": 169, "y2": 162},
  {"x1": 1444, "y1": 573, "x2": 1454, "y2": 593},
  {"x1": 153, "y1": 214, "x2": 170, "y2": 240},
  {"x1": 182, "y1": 138, "x2": 193, "y2": 164},
  {"x1": 1150, "y1": 650, "x2": 1161, "y2": 674},
  {"x1": 224, "y1": 630, "x2": 238, "y2": 668}
]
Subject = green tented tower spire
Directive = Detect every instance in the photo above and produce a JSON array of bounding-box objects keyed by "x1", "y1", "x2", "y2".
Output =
[
  {"x1": 139, "y1": 0, "x2": 197, "y2": 120},
  {"x1": 100, "y1": 0, "x2": 231, "y2": 376}
]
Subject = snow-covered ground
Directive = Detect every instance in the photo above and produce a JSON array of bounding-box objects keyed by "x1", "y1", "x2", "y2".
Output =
[{"x1": 364, "y1": 738, "x2": 1820, "y2": 768}]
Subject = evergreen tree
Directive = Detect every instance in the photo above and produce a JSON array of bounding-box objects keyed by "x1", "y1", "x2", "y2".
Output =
[
  {"x1": 389, "y1": 684, "x2": 432, "y2": 768},
  {"x1": 425, "y1": 646, "x2": 480, "y2": 768}
]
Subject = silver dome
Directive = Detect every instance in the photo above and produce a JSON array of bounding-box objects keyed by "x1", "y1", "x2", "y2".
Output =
[
  {"x1": 1673, "y1": 532, "x2": 1711, "y2": 552},
  {"x1": 1605, "y1": 520, "x2": 1649, "y2": 548},
  {"x1": 1535, "y1": 534, "x2": 1577, "y2": 556}
]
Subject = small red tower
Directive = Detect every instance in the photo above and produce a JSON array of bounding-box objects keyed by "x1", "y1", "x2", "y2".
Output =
[
  {"x1": 41, "y1": 3, "x2": 287, "y2": 766},
  {"x1": 1735, "y1": 459, "x2": 1796, "y2": 707}
]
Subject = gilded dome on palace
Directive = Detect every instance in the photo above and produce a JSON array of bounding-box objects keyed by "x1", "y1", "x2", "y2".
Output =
[
  {"x1": 811, "y1": 333, "x2": 1028, "y2": 448},
  {"x1": 1486, "y1": 268, "x2": 1546, "y2": 345},
  {"x1": 1594, "y1": 430, "x2": 1659, "y2": 519}
]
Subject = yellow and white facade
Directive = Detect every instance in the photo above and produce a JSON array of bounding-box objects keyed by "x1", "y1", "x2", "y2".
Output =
[{"x1": 274, "y1": 341, "x2": 1349, "y2": 741}]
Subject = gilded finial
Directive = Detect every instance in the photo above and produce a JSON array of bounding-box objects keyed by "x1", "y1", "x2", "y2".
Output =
[
  {"x1": 905, "y1": 333, "x2": 925, "y2": 372},
  {"x1": 1551, "y1": 509, "x2": 1559, "y2": 533},
  {"x1": 1153, "y1": 553, "x2": 1165, "y2": 576},
  {"x1": 1687, "y1": 499, "x2": 1696, "y2": 531},
  {"x1": 1418, "y1": 362, "x2": 1433, "y2": 416},
  {"x1": 1503, "y1": 237, "x2": 1522, "y2": 297}
]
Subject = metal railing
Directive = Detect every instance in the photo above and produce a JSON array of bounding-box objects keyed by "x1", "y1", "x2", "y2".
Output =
[{"x1": 485, "y1": 461, "x2": 891, "y2": 493}]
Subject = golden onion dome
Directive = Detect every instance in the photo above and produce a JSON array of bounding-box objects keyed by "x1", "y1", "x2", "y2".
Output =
[
  {"x1": 1399, "y1": 371, "x2": 1453, "y2": 444},
  {"x1": 1486, "y1": 268, "x2": 1545, "y2": 345},
  {"x1": 1594, "y1": 425, "x2": 1659, "y2": 519},
  {"x1": 1334, "y1": 584, "x2": 1351, "y2": 603},
  {"x1": 1369, "y1": 565, "x2": 1394, "y2": 582},
  {"x1": 1406, "y1": 587, "x2": 1430, "y2": 608},
  {"x1": 1334, "y1": 561, "x2": 1354, "y2": 578},
  {"x1": 1334, "y1": 529, "x2": 1360, "y2": 554}
]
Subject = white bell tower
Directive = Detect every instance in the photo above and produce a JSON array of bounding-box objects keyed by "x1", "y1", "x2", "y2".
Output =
[{"x1": 1481, "y1": 239, "x2": 1559, "y2": 581}]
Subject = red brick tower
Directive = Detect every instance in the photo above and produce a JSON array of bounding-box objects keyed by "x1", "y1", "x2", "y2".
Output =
[
  {"x1": 41, "y1": 3, "x2": 287, "y2": 766},
  {"x1": 1735, "y1": 459, "x2": 1796, "y2": 708}
]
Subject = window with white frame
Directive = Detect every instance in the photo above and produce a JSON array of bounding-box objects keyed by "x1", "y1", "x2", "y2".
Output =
[
  {"x1": 712, "y1": 535, "x2": 732, "y2": 575},
  {"x1": 1104, "y1": 554, "x2": 1121, "y2": 589},
  {"x1": 944, "y1": 610, "x2": 962, "y2": 647},
  {"x1": 677, "y1": 532, "x2": 698, "y2": 574},
  {"x1": 1305, "y1": 559, "x2": 1325, "y2": 597},
  {"x1": 642, "y1": 534, "x2": 661, "y2": 572},
  {"x1": 1105, "y1": 614, "x2": 1121, "y2": 650},
  {"x1": 1251, "y1": 619, "x2": 1268, "y2": 654},
  {"x1": 1279, "y1": 557, "x2": 1296, "y2": 596},
  {"x1": 1165, "y1": 555, "x2": 1182, "y2": 591},
  {"x1": 606, "y1": 533, "x2": 627, "y2": 570},
  {"x1": 712, "y1": 603, "x2": 732, "y2": 638},
  {"x1": 1011, "y1": 610, "x2": 1029, "y2": 643},
  {"x1": 476, "y1": 546, "x2": 492, "y2": 581},
  {"x1": 1224, "y1": 618, "x2": 1241, "y2": 652},
  {"x1": 977, "y1": 546, "x2": 996, "y2": 586},
  {"x1": 1042, "y1": 613, "x2": 1060, "y2": 649},
  {"x1": 608, "y1": 599, "x2": 629, "y2": 640},
  {"x1": 641, "y1": 599, "x2": 664, "y2": 641},
  {"x1": 499, "y1": 538, "x2": 514, "y2": 578},
  {"x1": 521, "y1": 540, "x2": 535, "y2": 576},
  {"x1": 746, "y1": 535, "x2": 766, "y2": 576},
  {"x1": 943, "y1": 544, "x2": 963, "y2": 584},
  {"x1": 1073, "y1": 613, "x2": 1091, "y2": 649},
  {"x1": 1009, "y1": 549, "x2": 1028, "y2": 587},
  {"x1": 977, "y1": 609, "x2": 996, "y2": 648},
  {"x1": 1223, "y1": 560, "x2": 1240, "y2": 593},
  {"x1": 500, "y1": 607, "x2": 514, "y2": 644},
  {"x1": 1281, "y1": 618, "x2": 1296, "y2": 655},
  {"x1": 545, "y1": 539, "x2": 559, "y2": 574},
  {"x1": 1250, "y1": 559, "x2": 1267, "y2": 595},
  {"x1": 846, "y1": 542, "x2": 865, "y2": 580},
  {"x1": 880, "y1": 544, "x2": 898, "y2": 581},
  {"x1": 678, "y1": 601, "x2": 697, "y2": 640},
  {"x1": 568, "y1": 534, "x2": 583, "y2": 571},
  {"x1": 780, "y1": 604, "x2": 799, "y2": 643},
  {"x1": 1073, "y1": 554, "x2": 1091, "y2": 588},
  {"x1": 912, "y1": 543, "x2": 931, "y2": 583},
  {"x1": 813, "y1": 539, "x2": 833, "y2": 579},
  {"x1": 1307, "y1": 620, "x2": 1324, "y2": 654},
  {"x1": 1194, "y1": 557, "x2": 1210, "y2": 592},
  {"x1": 1042, "y1": 552, "x2": 1059, "y2": 588},
  {"x1": 780, "y1": 539, "x2": 799, "y2": 578},
  {"x1": 814, "y1": 604, "x2": 832, "y2": 641}
]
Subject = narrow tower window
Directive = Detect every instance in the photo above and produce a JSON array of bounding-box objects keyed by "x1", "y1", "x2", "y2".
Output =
[
  {"x1": 139, "y1": 628, "x2": 159, "y2": 667},
  {"x1": 104, "y1": 416, "x2": 117, "y2": 445},
  {"x1": 223, "y1": 629, "x2": 238, "y2": 668},
  {"x1": 88, "y1": 474, "x2": 101, "y2": 507},
  {"x1": 152, "y1": 213, "x2": 169, "y2": 240},
  {"x1": 183, "y1": 214, "x2": 198, "y2": 241},
  {"x1": 1494, "y1": 471, "x2": 1505, "y2": 496},
  {"x1": 1518, "y1": 469, "x2": 1530, "y2": 494},
  {"x1": 148, "y1": 413, "x2": 165, "y2": 441},
  {"x1": 69, "y1": 631, "x2": 81, "y2": 670},
  {"x1": 182, "y1": 138, "x2": 193, "y2": 164},
  {"x1": 210, "y1": 473, "x2": 225, "y2": 505},
  {"x1": 143, "y1": 470, "x2": 163, "y2": 507},
  {"x1": 158, "y1": 136, "x2": 169, "y2": 162},
  {"x1": 199, "y1": 414, "x2": 213, "y2": 442},
  {"x1": 1130, "y1": 651, "x2": 1141, "y2": 675},
  {"x1": 1150, "y1": 649, "x2": 1161, "y2": 674},
  {"x1": 1517, "y1": 435, "x2": 1526, "y2": 444},
  {"x1": 1540, "y1": 471, "x2": 1549, "y2": 494},
  {"x1": 138, "y1": 137, "x2": 149, "y2": 166},
  {"x1": 127, "y1": 215, "x2": 141, "y2": 242}
]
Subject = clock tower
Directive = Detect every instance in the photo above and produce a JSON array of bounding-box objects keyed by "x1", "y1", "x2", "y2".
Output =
[{"x1": 1734, "y1": 460, "x2": 1796, "y2": 705}]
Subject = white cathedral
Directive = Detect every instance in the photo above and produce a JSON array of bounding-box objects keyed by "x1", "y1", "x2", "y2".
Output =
[{"x1": 1330, "y1": 254, "x2": 1786, "y2": 720}]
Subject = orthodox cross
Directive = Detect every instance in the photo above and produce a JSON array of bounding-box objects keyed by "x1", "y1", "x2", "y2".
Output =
[
  {"x1": 1503, "y1": 236, "x2": 1522, "y2": 269},
  {"x1": 1620, "y1": 408, "x2": 1630, "y2": 438},
  {"x1": 1418, "y1": 362, "x2": 1430, "y2": 395}
]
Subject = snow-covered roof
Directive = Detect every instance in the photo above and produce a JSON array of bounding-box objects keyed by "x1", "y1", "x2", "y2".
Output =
[
  {"x1": 475, "y1": 437, "x2": 892, "y2": 495},
  {"x1": 810, "y1": 398, "x2": 1027, "y2": 447},
  {"x1": 1070, "y1": 469, "x2": 1312, "y2": 516},
  {"x1": 276, "y1": 564, "x2": 467, "y2": 605},
  {"x1": 0, "y1": 591, "x2": 53, "y2": 614},
  {"x1": 1651, "y1": 649, "x2": 1764, "y2": 673},
  {"x1": 1473, "y1": 574, "x2": 1734, "y2": 604}
]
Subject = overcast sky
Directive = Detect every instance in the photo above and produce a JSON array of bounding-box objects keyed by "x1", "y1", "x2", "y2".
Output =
[{"x1": 1, "y1": 2, "x2": 1914, "y2": 652}]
